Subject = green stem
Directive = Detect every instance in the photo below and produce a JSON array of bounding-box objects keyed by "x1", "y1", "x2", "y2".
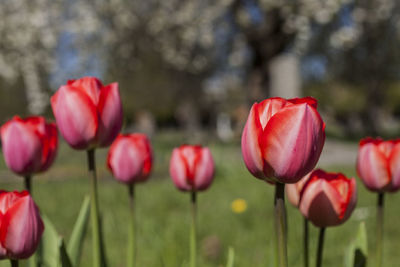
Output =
[
  {"x1": 190, "y1": 191, "x2": 197, "y2": 267},
  {"x1": 127, "y1": 184, "x2": 136, "y2": 267},
  {"x1": 24, "y1": 175, "x2": 32, "y2": 194},
  {"x1": 304, "y1": 218, "x2": 309, "y2": 267},
  {"x1": 10, "y1": 259, "x2": 18, "y2": 267},
  {"x1": 87, "y1": 149, "x2": 103, "y2": 267},
  {"x1": 274, "y1": 183, "x2": 288, "y2": 267},
  {"x1": 376, "y1": 192, "x2": 384, "y2": 267},
  {"x1": 316, "y1": 227, "x2": 326, "y2": 267}
]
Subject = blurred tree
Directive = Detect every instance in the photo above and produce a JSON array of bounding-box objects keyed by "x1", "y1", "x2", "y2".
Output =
[
  {"x1": 0, "y1": 0, "x2": 64, "y2": 115},
  {"x1": 305, "y1": 0, "x2": 400, "y2": 135},
  {"x1": 64, "y1": 0, "x2": 350, "y2": 134},
  {"x1": 5, "y1": 0, "x2": 397, "y2": 138}
]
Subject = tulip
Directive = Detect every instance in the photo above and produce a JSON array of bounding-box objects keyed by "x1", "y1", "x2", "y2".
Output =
[
  {"x1": 241, "y1": 97, "x2": 325, "y2": 184},
  {"x1": 241, "y1": 96, "x2": 325, "y2": 267},
  {"x1": 107, "y1": 133, "x2": 153, "y2": 267},
  {"x1": 1, "y1": 116, "x2": 58, "y2": 192},
  {"x1": 51, "y1": 76, "x2": 123, "y2": 267},
  {"x1": 0, "y1": 190, "x2": 44, "y2": 263},
  {"x1": 356, "y1": 137, "x2": 400, "y2": 267},
  {"x1": 169, "y1": 145, "x2": 215, "y2": 267},
  {"x1": 357, "y1": 137, "x2": 400, "y2": 192},
  {"x1": 298, "y1": 169, "x2": 357, "y2": 267},
  {"x1": 299, "y1": 169, "x2": 357, "y2": 227},
  {"x1": 170, "y1": 145, "x2": 215, "y2": 192},
  {"x1": 51, "y1": 76, "x2": 123, "y2": 150},
  {"x1": 107, "y1": 133, "x2": 153, "y2": 185}
]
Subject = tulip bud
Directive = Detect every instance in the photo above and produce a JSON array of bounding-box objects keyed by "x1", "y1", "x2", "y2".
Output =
[
  {"x1": 1, "y1": 116, "x2": 58, "y2": 176},
  {"x1": 169, "y1": 145, "x2": 215, "y2": 192},
  {"x1": 298, "y1": 169, "x2": 357, "y2": 227},
  {"x1": 51, "y1": 76, "x2": 123, "y2": 150},
  {"x1": 241, "y1": 97, "x2": 325, "y2": 184},
  {"x1": 357, "y1": 137, "x2": 400, "y2": 192},
  {"x1": 107, "y1": 133, "x2": 153, "y2": 184},
  {"x1": 0, "y1": 191, "x2": 44, "y2": 259}
]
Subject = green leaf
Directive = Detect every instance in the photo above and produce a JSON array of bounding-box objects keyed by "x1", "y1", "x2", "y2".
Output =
[
  {"x1": 67, "y1": 196, "x2": 90, "y2": 267},
  {"x1": 40, "y1": 216, "x2": 75, "y2": 267},
  {"x1": 344, "y1": 222, "x2": 368, "y2": 267},
  {"x1": 226, "y1": 247, "x2": 235, "y2": 267},
  {"x1": 41, "y1": 215, "x2": 63, "y2": 267},
  {"x1": 59, "y1": 239, "x2": 73, "y2": 267}
]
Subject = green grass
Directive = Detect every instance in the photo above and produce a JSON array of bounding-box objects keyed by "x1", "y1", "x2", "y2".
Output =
[{"x1": 0, "y1": 132, "x2": 399, "y2": 267}]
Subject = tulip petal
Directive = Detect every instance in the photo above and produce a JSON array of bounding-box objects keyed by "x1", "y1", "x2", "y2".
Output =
[
  {"x1": 342, "y1": 178, "x2": 357, "y2": 222},
  {"x1": 0, "y1": 191, "x2": 28, "y2": 215},
  {"x1": 107, "y1": 137, "x2": 143, "y2": 184},
  {"x1": 129, "y1": 134, "x2": 153, "y2": 180},
  {"x1": 39, "y1": 123, "x2": 58, "y2": 172},
  {"x1": 300, "y1": 179, "x2": 342, "y2": 227},
  {"x1": 97, "y1": 83, "x2": 123, "y2": 147},
  {"x1": 389, "y1": 143, "x2": 400, "y2": 191},
  {"x1": 68, "y1": 77, "x2": 102, "y2": 105},
  {"x1": 357, "y1": 143, "x2": 391, "y2": 192},
  {"x1": 1, "y1": 120, "x2": 42, "y2": 175},
  {"x1": 0, "y1": 195, "x2": 44, "y2": 259},
  {"x1": 286, "y1": 173, "x2": 310, "y2": 207},
  {"x1": 241, "y1": 104, "x2": 274, "y2": 181},
  {"x1": 0, "y1": 212, "x2": 6, "y2": 259},
  {"x1": 287, "y1": 97, "x2": 318, "y2": 109},
  {"x1": 256, "y1": 98, "x2": 287, "y2": 128},
  {"x1": 261, "y1": 103, "x2": 325, "y2": 183},
  {"x1": 51, "y1": 85, "x2": 98, "y2": 150},
  {"x1": 169, "y1": 148, "x2": 192, "y2": 191},
  {"x1": 194, "y1": 148, "x2": 215, "y2": 191}
]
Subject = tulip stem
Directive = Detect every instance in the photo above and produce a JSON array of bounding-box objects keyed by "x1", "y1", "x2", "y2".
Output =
[
  {"x1": 190, "y1": 191, "x2": 197, "y2": 267},
  {"x1": 87, "y1": 149, "x2": 104, "y2": 267},
  {"x1": 127, "y1": 184, "x2": 136, "y2": 267},
  {"x1": 274, "y1": 183, "x2": 287, "y2": 267},
  {"x1": 10, "y1": 259, "x2": 18, "y2": 267},
  {"x1": 316, "y1": 227, "x2": 326, "y2": 267},
  {"x1": 376, "y1": 192, "x2": 384, "y2": 267},
  {"x1": 304, "y1": 218, "x2": 309, "y2": 267},
  {"x1": 24, "y1": 175, "x2": 32, "y2": 193}
]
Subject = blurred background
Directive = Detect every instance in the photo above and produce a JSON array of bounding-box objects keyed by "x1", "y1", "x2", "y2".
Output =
[
  {"x1": 1, "y1": 0, "x2": 400, "y2": 140},
  {"x1": 1, "y1": 0, "x2": 400, "y2": 266}
]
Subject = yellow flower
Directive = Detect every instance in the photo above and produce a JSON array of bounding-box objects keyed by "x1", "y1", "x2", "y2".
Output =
[{"x1": 231, "y1": 198, "x2": 247, "y2": 213}]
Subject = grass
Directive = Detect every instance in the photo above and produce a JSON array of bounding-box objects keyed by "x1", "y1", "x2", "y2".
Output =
[{"x1": 0, "y1": 131, "x2": 399, "y2": 267}]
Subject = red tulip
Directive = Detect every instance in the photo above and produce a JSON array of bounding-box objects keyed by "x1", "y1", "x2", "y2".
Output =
[
  {"x1": 1, "y1": 116, "x2": 58, "y2": 176},
  {"x1": 241, "y1": 97, "x2": 325, "y2": 184},
  {"x1": 107, "y1": 133, "x2": 153, "y2": 184},
  {"x1": 169, "y1": 145, "x2": 215, "y2": 192},
  {"x1": 298, "y1": 169, "x2": 357, "y2": 227},
  {"x1": 0, "y1": 190, "x2": 44, "y2": 259},
  {"x1": 51, "y1": 76, "x2": 123, "y2": 150},
  {"x1": 357, "y1": 137, "x2": 400, "y2": 192}
]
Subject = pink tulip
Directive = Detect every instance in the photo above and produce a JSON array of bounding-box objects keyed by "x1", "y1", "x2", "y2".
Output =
[
  {"x1": 169, "y1": 145, "x2": 215, "y2": 192},
  {"x1": 1, "y1": 116, "x2": 58, "y2": 176},
  {"x1": 0, "y1": 190, "x2": 44, "y2": 259},
  {"x1": 286, "y1": 173, "x2": 310, "y2": 207},
  {"x1": 298, "y1": 169, "x2": 357, "y2": 227},
  {"x1": 51, "y1": 76, "x2": 123, "y2": 150},
  {"x1": 107, "y1": 133, "x2": 153, "y2": 184},
  {"x1": 357, "y1": 137, "x2": 400, "y2": 192},
  {"x1": 241, "y1": 97, "x2": 325, "y2": 184}
]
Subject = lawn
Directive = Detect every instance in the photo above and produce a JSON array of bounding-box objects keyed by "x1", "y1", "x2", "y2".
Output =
[{"x1": 0, "y1": 132, "x2": 398, "y2": 267}]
